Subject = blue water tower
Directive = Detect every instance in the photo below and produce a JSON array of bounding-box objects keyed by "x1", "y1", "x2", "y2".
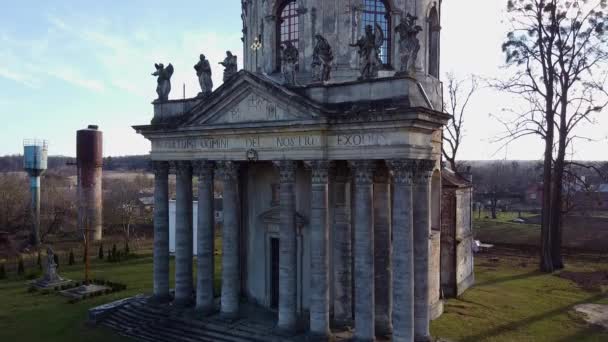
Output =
[{"x1": 23, "y1": 139, "x2": 48, "y2": 246}]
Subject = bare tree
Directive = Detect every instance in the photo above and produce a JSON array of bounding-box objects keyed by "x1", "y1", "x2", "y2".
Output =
[
  {"x1": 0, "y1": 173, "x2": 28, "y2": 233},
  {"x1": 498, "y1": 0, "x2": 608, "y2": 272},
  {"x1": 442, "y1": 73, "x2": 479, "y2": 171},
  {"x1": 104, "y1": 179, "x2": 142, "y2": 246}
]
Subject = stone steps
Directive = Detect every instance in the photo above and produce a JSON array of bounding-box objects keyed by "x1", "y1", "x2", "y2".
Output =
[{"x1": 100, "y1": 299, "x2": 285, "y2": 342}]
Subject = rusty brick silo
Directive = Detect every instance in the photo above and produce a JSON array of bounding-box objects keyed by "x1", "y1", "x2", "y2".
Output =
[{"x1": 77, "y1": 125, "x2": 103, "y2": 241}]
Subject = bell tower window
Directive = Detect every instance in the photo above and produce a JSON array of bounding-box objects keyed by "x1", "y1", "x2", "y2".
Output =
[
  {"x1": 277, "y1": 0, "x2": 299, "y2": 70},
  {"x1": 362, "y1": 0, "x2": 391, "y2": 66}
]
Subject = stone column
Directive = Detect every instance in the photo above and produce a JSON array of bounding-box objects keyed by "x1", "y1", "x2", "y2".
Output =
[
  {"x1": 195, "y1": 161, "x2": 215, "y2": 314},
  {"x1": 275, "y1": 160, "x2": 298, "y2": 332},
  {"x1": 174, "y1": 161, "x2": 194, "y2": 307},
  {"x1": 350, "y1": 161, "x2": 376, "y2": 342},
  {"x1": 332, "y1": 166, "x2": 352, "y2": 326},
  {"x1": 413, "y1": 160, "x2": 435, "y2": 342},
  {"x1": 388, "y1": 160, "x2": 416, "y2": 342},
  {"x1": 374, "y1": 167, "x2": 392, "y2": 336},
  {"x1": 217, "y1": 161, "x2": 240, "y2": 317},
  {"x1": 152, "y1": 161, "x2": 170, "y2": 302},
  {"x1": 307, "y1": 161, "x2": 330, "y2": 338}
]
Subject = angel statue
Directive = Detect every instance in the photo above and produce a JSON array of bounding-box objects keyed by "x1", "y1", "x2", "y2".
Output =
[
  {"x1": 194, "y1": 54, "x2": 213, "y2": 97},
  {"x1": 219, "y1": 51, "x2": 238, "y2": 83},
  {"x1": 152, "y1": 63, "x2": 174, "y2": 102},
  {"x1": 281, "y1": 41, "x2": 299, "y2": 86},
  {"x1": 350, "y1": 24, "x2": 384, "y2": 80},
  {"x1": 312, "y1": 34, "x2": 334, "y2": 82},
  {"x1": 395, "y1": 13, "x2": 423, "y2": 74}
]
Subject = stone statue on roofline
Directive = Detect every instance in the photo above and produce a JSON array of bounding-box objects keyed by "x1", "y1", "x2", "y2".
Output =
[
  {"x1": 350, "y1": 24, "x2": 384, "y2": 80},
  {"x1": 281, "y1": 41, "x2": 299, "y2": 86},
  {"x1": 395, "y1": 13, "x2": 423, "y2": 75},
  {"x1": 312, "y1": 34, "x2": 334, "y2": 83},
  {"x1": 194, "y1": 54, "x2": 213, "y2": 98},
  {"x1": 219, "y1": 51, "x2": 238, "y2": 83},
  {"x1": 152, "y1": 63, "x2": 174, "y2": 102}
]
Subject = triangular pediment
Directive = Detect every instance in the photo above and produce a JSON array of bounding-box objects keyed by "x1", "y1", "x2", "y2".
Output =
[{"x1": 184, "y1": 71, "x2": 323, "y2": 126}]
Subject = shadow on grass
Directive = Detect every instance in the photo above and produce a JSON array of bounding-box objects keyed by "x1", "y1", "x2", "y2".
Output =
[
  {"x1": 474, "y1": 270, "x2": 544, "y2": 287},
  {"x1": 460, "y1": 293, "x2": 607, "y2": 342},
  {"x1": 553, "y1": 325, "x2": 608, "y2": 342}
]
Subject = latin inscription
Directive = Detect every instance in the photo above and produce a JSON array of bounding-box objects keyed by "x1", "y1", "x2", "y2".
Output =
[
  {"x1": 337, "y1": 133, "x2": 387, "y2": 146},
  {"x1": 154, "y1": 133, "x2": 389, "y2": 152},
  {"x1": 275, "y1": 136, "x2": 318, "y2": 148}
]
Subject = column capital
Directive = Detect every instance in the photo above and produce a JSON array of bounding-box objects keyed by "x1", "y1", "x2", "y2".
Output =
[
  {"x1": 348, "y1": 160, "x2": 376, "y2": 185},
  {"x1": 216, "y1": 161, "x2": 239, "y2": 182},
  {"x1": 305, "y1": 161, "x2": 330, "y2": 185},
  {"x1": 387, "y1": 159, "x2": 417, "y2": 185},
  {"x1": 151, "y1": 161, "x2": 169, "y2": 176},
  {"x1": 193, "y1": 160, "x2": 215, "y2": 178},
  {"x1": 412, "y1": 159, "x2": 435, "y2": 185},
  {"x1": 274, "y1": 160, "x2": 297, "y2": 184},
  {"x1": 171, "y1": 161, "x2": 192, "y2": 176}
]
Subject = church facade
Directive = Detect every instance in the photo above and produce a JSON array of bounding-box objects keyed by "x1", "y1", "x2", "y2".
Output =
[{"x1": 134, "y1": 1, "x2": 448, "y2": 341}]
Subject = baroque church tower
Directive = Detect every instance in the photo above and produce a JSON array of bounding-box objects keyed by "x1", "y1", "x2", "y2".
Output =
[{"x1": 241, "y1": 0, "x2": 442, "y2": 107}]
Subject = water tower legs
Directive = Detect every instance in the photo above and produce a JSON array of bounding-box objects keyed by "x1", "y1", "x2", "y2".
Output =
[{"x1": 30, "y1": 176, "x2": 41, "y2": 246}]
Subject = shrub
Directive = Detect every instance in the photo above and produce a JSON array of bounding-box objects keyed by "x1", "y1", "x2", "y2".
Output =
[
  {"x1": 68, "y1": 250, "x2": 75, "y2": 265},
  {"x1": 98, "y1": 244, "x2": 104, "y2": 260},
  {"x1": 17, "y1": 257, "x2": 25, "y2": 275},
  {"x1": 0, "y1": 264, "x2": 6, "y2": 280}
]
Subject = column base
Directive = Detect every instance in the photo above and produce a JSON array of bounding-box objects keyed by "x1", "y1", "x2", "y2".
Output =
[
  {"x1": 414, "y1": 335, "x2": 432, "y2": 342},
  {"x1": 305, "y1": 331, "x2": 334, "y2": 342},
  {"x1": 331, "y1": 318, "x2": 353, "y2": 329},
  {"x1": 194, "y1": 305, "x2": 216, "y2": 317},
  {"x1": 147, "y1": 294, "x2": 172, "y2": 305},
  {"x1": 219, "y1": 310, "x2": 240, "y2": 321},
  {"x1": 374, "y1": 323, "x2": 393, "y2": 338},
  {"x1": 173, "y1": 297, "x2": 194, "y2": 308}
]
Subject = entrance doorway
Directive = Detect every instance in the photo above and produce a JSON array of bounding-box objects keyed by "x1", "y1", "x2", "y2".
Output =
[{"x1": 270, "y1": 237, "x2": 280, "y2": 309}]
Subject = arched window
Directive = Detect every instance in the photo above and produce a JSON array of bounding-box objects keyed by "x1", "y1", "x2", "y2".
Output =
[
  {"x1": 277, "y1": 0, "x2": 299, "y2": 69},
  {"x1": 428, "y1": 6, "x2": 440, "y2": 78},
  {"x1": 362, "y1": 0, "x2": 391, "y2": 66}
]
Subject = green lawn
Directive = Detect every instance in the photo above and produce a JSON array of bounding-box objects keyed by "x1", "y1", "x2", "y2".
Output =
[{"x1": 0, "y1": 251, "x2": 606, "y2": 341}]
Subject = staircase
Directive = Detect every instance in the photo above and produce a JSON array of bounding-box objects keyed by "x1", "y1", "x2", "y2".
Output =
[{"x1": 99, "y1": 297, "x2": 292, "y2": 342}]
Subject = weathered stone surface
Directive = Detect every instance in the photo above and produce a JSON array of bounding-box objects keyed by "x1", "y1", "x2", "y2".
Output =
[
  {"x1": 350, "y1": 160, "x2": 376, "y2": 341},
  {"x1": 195, "y1": 161, "x2": 215, "y2": 314},
  {"x1": 174, "y1": 161, "x2": 194, "y2": 307},
  {"x1": 374, "y1": 168, "x2": 392, "y2": 336},
  {"x1": 307, "y1": 161, "x2": 330, "y2": 337},
  {"x1": 275, "y1": 160, "x2": 298, "y2": 332},
  {"x1": 152, "y1": 161, "x2": 170, "y2": 302},
  {"x1": 217, "y1": 161, "x2": 240, "y2": 317},
  {"x1": 331, "y1": 165, "x2": 352, "y2": 327},
  {"x1": 388, "y1": 159, "x2": 415, "y2": 342}
]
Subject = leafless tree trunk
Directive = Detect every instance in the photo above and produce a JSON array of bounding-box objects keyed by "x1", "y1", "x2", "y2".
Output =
[{"x1": 442, "y1": 73, "x2": 478, "y2": 172}]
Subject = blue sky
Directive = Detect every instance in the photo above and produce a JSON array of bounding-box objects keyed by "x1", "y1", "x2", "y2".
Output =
[{"x1": 0, "y1": 1, "x2": 606, "y2": 160}]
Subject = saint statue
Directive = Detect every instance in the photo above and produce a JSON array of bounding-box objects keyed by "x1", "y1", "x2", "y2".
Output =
[
  {"x1": 312, "y1": 34, "x2": 334, "y2": 82},
  {"x1": 395, "y1": 13, "x2": 423, "y2": 74},
  {"x1": 44, "y1": 246, "x2": 60, "y2": 283},
  {"x1": 281, "y1": 41, "x2": 299, "y2": 86},
  {"x1": 350, "y1": 24, "x2": 384, "y2": 79},
  {"x1": 151, "y1": 63, "x2": 174, "y2": 102},
  {"x1": 194, "y1": 54, "x2": 213, "y2": 97},
  {"x1": 219, "y1": 51, "x2": 238, "y2": 83}
]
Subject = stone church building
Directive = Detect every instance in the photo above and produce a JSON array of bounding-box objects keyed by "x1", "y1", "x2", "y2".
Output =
[{"x1": 134, "y1": 1, "x2": 452, "y2": 341}]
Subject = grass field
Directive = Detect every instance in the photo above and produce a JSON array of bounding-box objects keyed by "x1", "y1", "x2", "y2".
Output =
[
  {"x1": 473, "y1": 211, "x2": 608, "y2": 252},
  {"x1": 0, "y1": 249, "x2": 606, "y2": 341}
]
